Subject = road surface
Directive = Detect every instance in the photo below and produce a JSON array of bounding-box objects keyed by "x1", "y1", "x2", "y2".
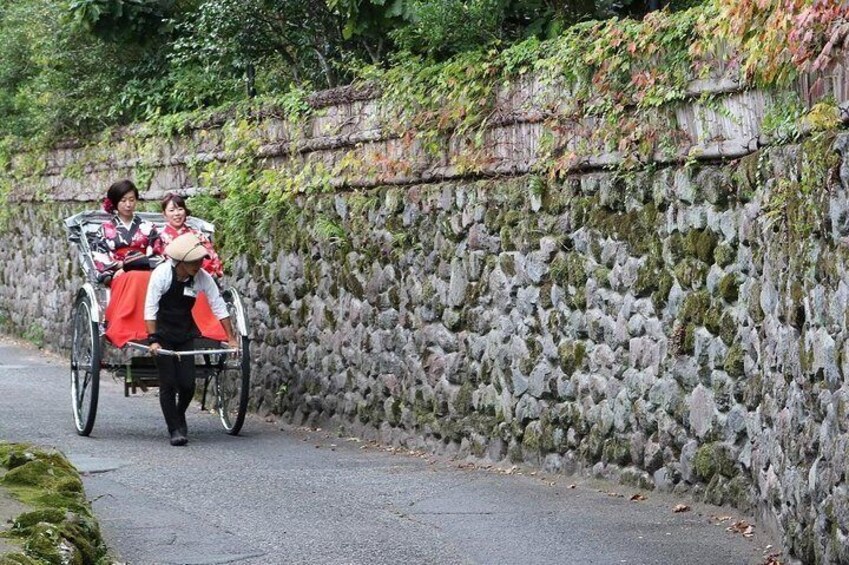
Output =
[{"x1": 0, "y1": 337, "x2": 779, "y2": 565}]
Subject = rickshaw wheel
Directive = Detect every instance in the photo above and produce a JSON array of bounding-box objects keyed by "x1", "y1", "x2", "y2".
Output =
[
  {"x1": 215, "y1": 289, "x2": 250, "y2": 435},
  {"x1": 70, "y1": 294, "x2": 100, "y2": 436}
]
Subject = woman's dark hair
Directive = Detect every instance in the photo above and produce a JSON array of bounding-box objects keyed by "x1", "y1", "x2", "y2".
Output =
[
  {"x1": 106, "y1": 180, "x2": 139, "y2": 210},
  {"x1": 161, "y1": 193, "x2": 191, "y2": 216}
]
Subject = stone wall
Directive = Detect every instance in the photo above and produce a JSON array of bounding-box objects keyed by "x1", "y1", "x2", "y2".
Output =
[{"x1": 5, "y1": 67, "x2": 849, "y2": 562}]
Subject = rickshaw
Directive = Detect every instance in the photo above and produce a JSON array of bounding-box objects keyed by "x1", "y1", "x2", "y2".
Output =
[{"x1": 64, "y1": 210, "x2": 250, "y2": 436}]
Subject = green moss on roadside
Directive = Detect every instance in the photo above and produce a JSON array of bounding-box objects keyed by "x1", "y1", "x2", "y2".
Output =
[{"x1": 0, "y1": 443, "x2": 107, "y2": 565}]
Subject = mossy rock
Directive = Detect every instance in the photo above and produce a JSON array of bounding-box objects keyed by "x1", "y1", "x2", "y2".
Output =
[
  {"x1": 682, "y1": 324, "x2": 696, "y2": 355},
  {"x1": 724, "y1": 344, "x2": 745, "y2": 378},
  {"x1": 602, "y1": 438, "x2": 631, "y2": 466},
  {"x1": 788, "y1": 280, "x2": 806, "y2": 329},
  {"x1": 703, "y1": 303, "x2": 723, "y2": 336},
  {"x1": 569, "y1": 286, "x2": 587, "y2": 310},
  {"x1": 693, "y1": 442, "x2": 736, "y2": 481},
  {"x1": 11, "y1": 509, "x2": 67, "y2": 533},
  {"x1": 717, "y1": 273, "x2": 739, "y2": 303},
  {"x1": 652, "y1": 271, "x2": 674, "y2": 308},
  {"x1": 683, "y1": 229, "x2": 718, "y2": 263},
  {"x1": 570, "y1": 196, "x2": 596, "y2": 230},
  {"x1": 0, "y1": 443, "x2": 106, "y2": 565},
  {"x1": 732, "y1": 152, "x2": 760, "y2": 201},
  {"x1": 550, "y1": 252, "x2": 586, "y2": 288},
  {"x1": 539, "y1": 281, "x2": 554, "y2": 309},
  {"x1": 455, "y1": 381, "x2": 475, "y2": 416},
  {"x1": 499, "y1": 255, "x2": 516, "y2": 277},
  {"x1": 667, "y1": 231, "x2": 685, "y2": 262},
  {"x1": 746, "y1": 282, "x2": 765, "y2": 324},
  {"x1": 558, "y1": 341, "x2": 586, "y2": 375},
  {"x1": 635, "y1": 257, "x2": 664, "y2": 298},
  {"x1": 673, "y1": 258, "x2": 708, "y2": 289},
  {"x1": 713, "y1": 243, "x2": 736, "y2": 267},
  {"x1": 718, "y1": 311, "x2": 738, "y2": 345},
  {"x1": 679, "y1": 290, "x2": 711, "y2": 326}
]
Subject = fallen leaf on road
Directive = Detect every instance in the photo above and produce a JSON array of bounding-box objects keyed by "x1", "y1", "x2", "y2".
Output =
[
  {"x1": 726, "y1": 520, "x2": 753, "y2": 537},
  {"x1": 762, "y1": 552, "x2": 782, "y2": 565},
  {"x1": 606, "y1": 491, "x2": 625, "y2": 498},
  {"x1": 630, "y1": 494, "x2": 647, "y2": 501},
  {"x1": 673, "y1": 504, "x2": 691, "y2": 513}
]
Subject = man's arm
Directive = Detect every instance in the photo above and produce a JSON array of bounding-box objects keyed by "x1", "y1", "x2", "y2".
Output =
[{"x1": 144, "y1": 319, "x2": 161, "y2": 354}]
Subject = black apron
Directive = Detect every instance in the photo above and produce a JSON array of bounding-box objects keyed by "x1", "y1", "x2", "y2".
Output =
[{"x1": 156, "y1": 267, "x2": 199, "y2": 346}]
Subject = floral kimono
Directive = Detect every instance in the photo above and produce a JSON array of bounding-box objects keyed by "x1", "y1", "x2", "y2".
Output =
[
  {"x1": 92, "y1": 215, "x2": 160, "y2": 281},
  {"x1": 152, "y1": 224, "x2": 224, "y2": 278}
]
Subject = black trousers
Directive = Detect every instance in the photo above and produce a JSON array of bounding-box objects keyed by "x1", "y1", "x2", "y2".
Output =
[{"x1": 154, "y1": 340, "x2": 196, "y2": 433}]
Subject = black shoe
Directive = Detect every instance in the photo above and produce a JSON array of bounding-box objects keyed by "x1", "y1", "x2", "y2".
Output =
[
  {"x1": 177, "y1": 414, "x2": 188, "y2": 437},
  {"x1": 170, "y1": 430, "x2": 187, "y2": 446}
]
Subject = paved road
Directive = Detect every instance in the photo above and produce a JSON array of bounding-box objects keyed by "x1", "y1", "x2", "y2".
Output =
[{"x1": 0, "y1": 337, "x2": 779, "y2": 565}]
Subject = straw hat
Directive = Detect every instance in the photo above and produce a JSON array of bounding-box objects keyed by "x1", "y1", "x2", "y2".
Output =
[{"x1": 165, "y1": 232, "x2": 209, "y2": 263}]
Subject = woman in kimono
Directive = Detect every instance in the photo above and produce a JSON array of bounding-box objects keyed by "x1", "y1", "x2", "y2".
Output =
[
  {"x1": 152, "y1": 193, "x2": 223, "y2": 278},
  {"x1": 92, "y1": 179, "x2": 160, "y2": 284}
]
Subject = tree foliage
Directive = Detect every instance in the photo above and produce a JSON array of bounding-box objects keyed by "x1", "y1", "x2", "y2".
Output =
[{"x1": 5, "y1": 0, "x2": 835, "y2": 144}]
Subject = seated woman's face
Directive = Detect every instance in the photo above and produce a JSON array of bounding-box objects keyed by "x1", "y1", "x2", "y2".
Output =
[
  {"x1": 118, "y1": 193, "x2": 137, "y2": 218},
  {"x1": 164, "y1": 201, "x2": 187, "y2": 229}
]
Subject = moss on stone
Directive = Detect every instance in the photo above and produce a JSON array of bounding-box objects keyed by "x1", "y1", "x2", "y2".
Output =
[
  {"x1": 499, "y1": 254, "x2": 516, "y2": 277},
  {"x1": 652, "y1": 270, "x2": 674, "y2": 307},
  {"x1": 679, "y1": 290, "x2": 710, "y2": 326},
  {"x1": 703, "y1": 303, "x2": 723, "y2": 336},
  {"x1": 719, "y1": 311, "x2": 737, "y2": 346},
  {"x1": 588, "y1": 203, "x2": 659, "y2": 256},
  {"x1": 693, "y1": 442, "x2": 736, "y2": 481},
  {"x1": 570, "y1": 286, "x2": 587, "y2": 310},
  {"x1": 635, "y1": 257, "x2": 663, "y2": 298},
  {"x1": 789, "y1": 280, "x2": 806, "y2": 329},
  {"x1": 551, "y1": 252, "x2": 586, "y2": 288},
  {"x1": 0, "y1": 443, "x2": 106, "y2": 565},
  {"x1": 713, "y1": 243, "x2": 736, "y2": 267},
  {"x1": 724, "y1": 344, "x2": 745, "y2": 378},
  {"x1": 667, "y1": 231, "x2": 685, "y2": 262},
  {"x1": 717, "y1": 273, "x2": 739, "y2": 303},
  {"x1": 732, "y1": 152, "x2": 759, "y2": 202},
  {"x1": 683, "y1": 324, "x2": 696, "y2": 355},
  {"x1": 539, "y1": 281, "x2": 554, "y2": 309},
  {"x1": 455, "y1": 381, "x2": 475, "y2": 416},
  {"x1": 558, "y1": 341, "x2": 586, "y2": 374},
  {"x1": 602, "y1": 438, "x2": 631, "y2": 466},
  {"x1": 570, "y1": 196, "x2": 595, "y2": 230},
  {"x1": 673, "y1": 257, "x2": 708, "y2": 289},
  {"x1": 683, "y1": 229, "x2": 718, "y2": 263},
  {"x1": 746, "y1": 282, "x2": 765, "y2": 324}
]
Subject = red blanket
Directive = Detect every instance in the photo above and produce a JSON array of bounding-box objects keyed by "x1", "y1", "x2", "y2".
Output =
[{"x1": 104, "y1": 270, "x2": 227, "y2": 348}]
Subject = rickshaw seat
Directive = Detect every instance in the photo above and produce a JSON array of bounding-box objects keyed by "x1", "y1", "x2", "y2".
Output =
[{"x1": 104, "y1": 270, "x2": 227, "y2": 348}]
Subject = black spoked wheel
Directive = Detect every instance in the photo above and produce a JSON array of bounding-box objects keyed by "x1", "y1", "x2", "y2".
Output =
[
  {"x1": 70, "y1": 294, "x2": 101, "y2": 436},
  {"x1": 215, "y1": 289, "x2": 250, "y2": 435}
]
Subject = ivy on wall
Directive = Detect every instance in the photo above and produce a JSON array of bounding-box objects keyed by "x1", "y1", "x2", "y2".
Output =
[{"x1": 1, "y1": 0, "x2": 847, "y2": 259}]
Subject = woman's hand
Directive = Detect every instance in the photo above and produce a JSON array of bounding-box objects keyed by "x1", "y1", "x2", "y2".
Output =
[{"x1": 149, "y1": 342, "x2": 161, "y2": 355}]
